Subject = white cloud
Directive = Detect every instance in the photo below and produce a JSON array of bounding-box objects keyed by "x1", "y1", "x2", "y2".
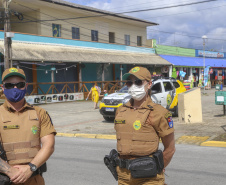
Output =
[{"x1": 66, "y1": 0, "x2": 226, "y2": 52}]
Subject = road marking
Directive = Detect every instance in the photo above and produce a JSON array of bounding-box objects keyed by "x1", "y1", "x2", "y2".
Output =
[
  {"x1": 200, "y1": 141, "x2": 226, "y2": 147},
  {"x1": 176, "y1": 136, "x2": 209, "y2": 145}
]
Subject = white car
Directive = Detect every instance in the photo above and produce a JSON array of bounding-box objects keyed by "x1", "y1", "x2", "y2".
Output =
[{"x1": 100, "y1": 78, "x2": 182, "y2": 121}]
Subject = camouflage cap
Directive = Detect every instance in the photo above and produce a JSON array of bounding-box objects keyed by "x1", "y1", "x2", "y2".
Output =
[
  {"x1": 122, "y1": 66, "x2": 151, "y2": 81},
  {"x1": 2, "y1": 68, "x2": 26, "y2": 81}
]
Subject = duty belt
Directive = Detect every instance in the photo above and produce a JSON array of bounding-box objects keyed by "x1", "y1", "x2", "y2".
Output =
[{"x1": 115, "y1": 158, "x2": 129, "y2": 169}]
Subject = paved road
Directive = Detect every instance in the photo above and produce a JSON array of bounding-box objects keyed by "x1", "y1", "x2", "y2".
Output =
[{"x1": 44, "y1": 137, "x2": 226, "y2": 185}]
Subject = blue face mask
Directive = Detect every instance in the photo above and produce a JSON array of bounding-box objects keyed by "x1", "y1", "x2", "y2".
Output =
[{"x1": 4, "y1": 88, "x2": 26, "y2": 103}]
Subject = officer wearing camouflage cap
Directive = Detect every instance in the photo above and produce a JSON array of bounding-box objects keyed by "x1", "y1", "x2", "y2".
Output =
[
  {"x1": 0, "y1": 68, "x2": 56, "y2": 185},
  {"x1": 105, "y1": 66, "x2": 175, "y2": 185}
]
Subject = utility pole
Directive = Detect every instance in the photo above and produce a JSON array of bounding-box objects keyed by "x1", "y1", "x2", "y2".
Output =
[
  {"x1": 3, "y1": 0, "x2": 12, "y2": 69},
  {"x1": 202, "y1": 35, "x2": 207, "y2": 94}
]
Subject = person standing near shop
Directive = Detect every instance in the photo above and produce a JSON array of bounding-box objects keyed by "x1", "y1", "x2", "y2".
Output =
[
  {"x1": 0, "y1": 68, "x2": 56, "y2": 185},
  {"x1": 87, "y1": 83, "x2": 100, "y2": 109},
  {"x1": 105, "y1": 67, "x2": 175, "y2": 185}
]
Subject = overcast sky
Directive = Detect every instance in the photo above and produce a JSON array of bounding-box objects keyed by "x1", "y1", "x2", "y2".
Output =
[{"x1": 66, "y1": 0, "x2": 226, "y2": 52}]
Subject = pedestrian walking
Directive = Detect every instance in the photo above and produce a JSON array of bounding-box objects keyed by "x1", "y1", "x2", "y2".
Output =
[
  {"x1": 87, "y1": 83, "x2": 100, "y2": 109},
  {"x1": 0, "y1": 68, "x2": 56, "y2": 185},
  {"x1": 104, "y1": 66, "x2": 175, "y2": 185}
]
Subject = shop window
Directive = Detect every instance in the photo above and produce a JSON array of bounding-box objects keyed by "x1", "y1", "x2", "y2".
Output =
[
  {"x1": 173, "y1": 82, "x2": 180, "y2": 88},
  {"x1": 52, "y1": 24, "x2": 61, "y2": 37},
  {"x1": 137, "y1": 36, "x2": 142, "y2": 46},
  {"x1": 109, "y1": 32, "x2": 115, "y2": 43},
  {"x1": 72, "y1": 27, "x2": 80, "y2": 39},
  {"x1": 125, "y1": 34, "x2": 130, "y2": 45},
  {"x1": 163, "y1": 82, "x2": 174, "y2": 92},
  {"x1": 91, "y1": 30, "x2": 98, "y2": 41},
  {"x1": 151, "y1": 83, "x2": 162, "y2": 94}
]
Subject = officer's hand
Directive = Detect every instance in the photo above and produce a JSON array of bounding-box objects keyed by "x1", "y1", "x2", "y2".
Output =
[
  {"x1": 5, "y1": 167, "x2": 20, "y2": 179},
  {"x1": 10, "y1": 165, "x2": 33, "y2": 184}
]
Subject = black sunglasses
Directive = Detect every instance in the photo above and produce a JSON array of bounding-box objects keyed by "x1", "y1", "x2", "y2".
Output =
[
  {"x1": 4, "y1": 82, "x2": 26, "y2": 89},
  {"x1": 126, "y1": 79, "x2": 143, "y2": 87}
]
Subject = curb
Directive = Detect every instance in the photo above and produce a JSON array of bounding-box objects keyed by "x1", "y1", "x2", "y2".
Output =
[
  {"x1": 200, "y1": 141, "x2": 226, "y2": 147},
  {"x1": 56, "y1": 133, "x2": 226, "y2": 147},
  {"x1": 57, "y1": 133, "x2": 116, "y2": 140}
]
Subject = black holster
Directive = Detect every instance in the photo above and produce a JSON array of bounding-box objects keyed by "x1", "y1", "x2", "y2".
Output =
[
  {"x1": 104, "y1": 149, "x2": 118, "y2": 181},
  {"x1": 0, "y1": 173, "x2": 11, "y2": 185}
]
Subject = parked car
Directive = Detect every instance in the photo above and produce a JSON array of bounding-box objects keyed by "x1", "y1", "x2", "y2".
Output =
[
  {"x1": 99, "y1": 78, "x2": 186, "y2": 121},
  {"x1": 151, "y1": 78, "x2": 186, "y2": 116},
  {"x1": 99, "y1": 86, "x2": 130, "y2": 121}
]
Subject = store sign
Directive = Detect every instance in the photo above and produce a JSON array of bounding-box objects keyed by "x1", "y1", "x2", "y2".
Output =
[
  {"x1": 25, "y1": 93, "x2": 84, "y2": 105},
  {"x1": 197, "y1": 50, "x2": 225, "y2": 58}
]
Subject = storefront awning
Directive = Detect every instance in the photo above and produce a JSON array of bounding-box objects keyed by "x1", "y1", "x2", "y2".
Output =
[
  {"x1": 160, "y1": 55, "x2": 226, "y2": 68},
  {"x1": 0, "y1": 41, "x2": 171, "y2": 65}
]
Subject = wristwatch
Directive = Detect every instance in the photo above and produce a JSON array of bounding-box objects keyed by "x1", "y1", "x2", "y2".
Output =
[{"x1": 28, "y1": 163, "x2": 37, "y2": 172}]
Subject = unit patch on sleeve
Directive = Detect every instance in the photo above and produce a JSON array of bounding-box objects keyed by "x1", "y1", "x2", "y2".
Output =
[
  {"x1": 165, "y1": 112, "x2": 173, "y2": 128},
  {"x1": 3, "y1": 125, "x2": 20, "y2": 130},
  {"x1": 114, "y1": 120, "x2": 126, "y2": 124}
]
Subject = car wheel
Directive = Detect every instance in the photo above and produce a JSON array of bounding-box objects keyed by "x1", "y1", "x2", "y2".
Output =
[{"x1": 103, "y1": 116, "x2": 115, "y2": 122}]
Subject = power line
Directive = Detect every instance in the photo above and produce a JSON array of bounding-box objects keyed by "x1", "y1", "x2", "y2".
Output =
[
  {"x1": 120, "y1": 0, "x2": 217, "y2": 14},
  {"x1": 140, "y1": 3, "x2": 226, "y2": 20},
  {"x1": 11, "y1": 0, "x2": 217, "y2": 23},
  {"x1": 148, "y1": 29, "x2": 226, "y2": 42}
]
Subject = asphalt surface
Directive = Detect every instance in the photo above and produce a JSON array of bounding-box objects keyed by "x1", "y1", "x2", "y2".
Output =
[
  {"x1": 44, "y1": 137, "x2": 226, "y2": 185},
  {"x1": 37, "y1": 88, "x2": 226, "y2": 145}
]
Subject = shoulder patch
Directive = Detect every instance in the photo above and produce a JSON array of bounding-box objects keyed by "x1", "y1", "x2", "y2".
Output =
[
  {"x1": 166, "y1": 115, "x2": 173, "y2": 128},
  {"x1": 165, "y1": 112, "x2": 172, "y2": 119}
]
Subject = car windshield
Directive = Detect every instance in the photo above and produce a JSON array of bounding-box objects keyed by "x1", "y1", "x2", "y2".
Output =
[{"x1": 118, "y1": 86, "x2": 128, "y2": 93}]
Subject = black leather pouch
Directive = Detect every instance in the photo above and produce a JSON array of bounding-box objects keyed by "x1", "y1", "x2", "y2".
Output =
[
  {"x1": 153, "y1": 150, "x2": 164, "y2": 174},
  {"x1": 128, "y1": 156, "x2": 157, "y2": 179}
]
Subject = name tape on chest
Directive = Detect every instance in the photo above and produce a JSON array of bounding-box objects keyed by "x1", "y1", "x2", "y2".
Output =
[
  {"x1": 3, "y1": 125, "x2": 20, "y2": 130},
  {"x1": 114, "y1": 120, "x2": 126, "y2": 124}
]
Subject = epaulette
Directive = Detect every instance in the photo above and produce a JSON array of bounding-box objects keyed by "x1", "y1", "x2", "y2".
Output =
[{"x1": 147, "y1": 105, "x2": 154, "y2": 110}]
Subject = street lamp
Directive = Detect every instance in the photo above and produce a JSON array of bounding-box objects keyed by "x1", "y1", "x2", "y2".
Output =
[{"x1": 202, "y1": 35, "x2": 207, "y2": 94}]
